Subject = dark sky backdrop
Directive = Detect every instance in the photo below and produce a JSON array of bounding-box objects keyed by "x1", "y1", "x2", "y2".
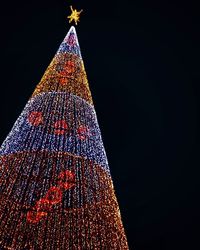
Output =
[{"x1": 0, "y1": 0, "x2": 200, "y2": 249}]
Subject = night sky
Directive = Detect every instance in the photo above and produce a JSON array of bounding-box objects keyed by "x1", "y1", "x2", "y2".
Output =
[{"x1": 0, "y1": 0, "x2": 200, "y2": 249}]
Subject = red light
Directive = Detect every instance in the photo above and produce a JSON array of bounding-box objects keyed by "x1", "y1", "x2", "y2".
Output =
[
  {"x1": 27, "y1": 210, "x2": 47, "y2": 223},
  {"x1": 77, "y1": 125, "x2": 90, "y2": 140},
  {"x1": 54, "y1": 120, "x2": 68, "y2": 135},
  {"x1": 28, "y1": 111, "x2": 43, "y2": 126},
  {"x1": 44, "y1": 186, "x2": 62, "y2": 205}
]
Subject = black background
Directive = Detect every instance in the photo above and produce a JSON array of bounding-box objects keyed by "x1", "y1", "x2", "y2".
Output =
[{"x1": 0, "y1": 0, "x2": 200, "y2": 249}]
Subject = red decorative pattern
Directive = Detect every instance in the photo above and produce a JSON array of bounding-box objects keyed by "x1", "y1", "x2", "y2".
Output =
[
  {"x1": 28, "y1": 111, "x2": 43, "y2": 126},
  {"x1": 53, "y1": 120, "x2": 69, "y2": 135},
  {"x1": 77, "y1": 125, "x2": 90, "y2": 140},
  {"x1": 27, "y1": 170, "x2": 75, "y2": 224}
]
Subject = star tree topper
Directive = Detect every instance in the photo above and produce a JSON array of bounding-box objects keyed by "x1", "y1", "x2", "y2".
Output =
[{"x1": 67, "y1": 6, "x2": 83, "y2": 25}]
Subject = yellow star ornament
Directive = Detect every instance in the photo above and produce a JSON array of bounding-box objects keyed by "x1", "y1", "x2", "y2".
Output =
[{"x1": 67, "y1": 6, "x2": 83, "y2": 25}]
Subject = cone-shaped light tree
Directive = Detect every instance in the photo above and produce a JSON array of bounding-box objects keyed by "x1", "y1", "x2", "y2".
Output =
[{"x1": 0, "y1": 26, "x2": 129, "y2": 249}]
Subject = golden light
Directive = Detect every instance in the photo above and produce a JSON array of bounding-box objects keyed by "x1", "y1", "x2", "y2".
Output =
[{"x1": 67, "y1": 5, "x2": 83, "y2": 25}]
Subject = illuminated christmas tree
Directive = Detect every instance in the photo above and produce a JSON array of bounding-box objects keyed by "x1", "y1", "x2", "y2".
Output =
[{"x1": 0, "y1": 25, "x2": 129, "y2": 249}]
